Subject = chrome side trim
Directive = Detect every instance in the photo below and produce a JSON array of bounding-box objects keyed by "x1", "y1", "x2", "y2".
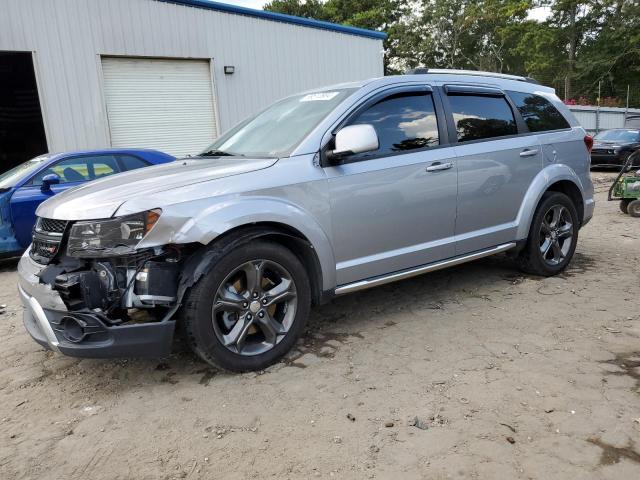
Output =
[
  {"x1": 18, "y1": 284, "x2": 60, "y2": 352},
  {"x1": 334, "y1": 242, "x2": 516, "y2": 295}
]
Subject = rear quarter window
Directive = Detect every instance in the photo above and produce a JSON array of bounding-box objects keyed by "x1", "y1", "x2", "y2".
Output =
[
  {"x1": 507, "y1": 91, "x2": 570, "y2": 132},
  {"x1": 118, "y1": 155, "x2": 150, "y2": 171}
]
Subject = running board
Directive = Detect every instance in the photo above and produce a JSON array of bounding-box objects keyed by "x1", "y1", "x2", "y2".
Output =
[{"x1": 334, "y1": 242, "x2": 516, "y2": 295}]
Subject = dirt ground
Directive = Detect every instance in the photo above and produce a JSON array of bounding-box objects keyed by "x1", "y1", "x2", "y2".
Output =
[{"x1": 1, "y1": 171, "x2": 639, "y2": 480}]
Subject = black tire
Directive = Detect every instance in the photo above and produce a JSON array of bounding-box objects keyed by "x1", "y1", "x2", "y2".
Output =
[
  {"x1": 628, "y1": 199, "x2": 640, "y2": 218},
  {"x1": 620, "y1": 199, "x2": 631, "y2": 215},
  {"x1": 517, "y1": 191, "x2": 579, "y2": 276},
  {"x1": 181, "y1": 240, "x2": 311, "y2": 372}
]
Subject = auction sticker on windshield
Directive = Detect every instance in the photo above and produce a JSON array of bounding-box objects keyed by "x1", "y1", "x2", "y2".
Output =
[{"x1": 300, "y1": 92, "x2": 340, "y2": 102}]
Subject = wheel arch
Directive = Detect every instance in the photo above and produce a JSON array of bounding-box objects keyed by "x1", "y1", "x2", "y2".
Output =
[
  {"x1": 176, "y1": 222, "x2": 331, "y2": 309},
  {"x1": 215, "y1": 222, "x2": 328, "y2": 306},
  {"x1": 515, "y1": 165, "x2": 587, "y2": 241}
]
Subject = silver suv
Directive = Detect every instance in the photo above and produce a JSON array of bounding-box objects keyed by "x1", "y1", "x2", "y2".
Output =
[{"x1": 18, "y1": 70, "x2": 594, "y2": 371}]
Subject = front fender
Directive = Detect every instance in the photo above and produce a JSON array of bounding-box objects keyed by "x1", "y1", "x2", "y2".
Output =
[
  {"x1": 514, "y1": 164, "x2": 590, "y2": 241},
  {"x1": 138, "y1": 197, "x2": 337, "y2": 290}
]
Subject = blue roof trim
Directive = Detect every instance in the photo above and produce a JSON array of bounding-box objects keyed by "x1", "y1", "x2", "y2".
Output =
[{"x1": 155, "y1": 0, "x2": 387, "y2": 40}]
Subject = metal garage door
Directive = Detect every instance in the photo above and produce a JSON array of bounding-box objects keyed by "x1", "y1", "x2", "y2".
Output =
[{"x1": 101, "y1": 57, "x2": 217, "y2": 157}]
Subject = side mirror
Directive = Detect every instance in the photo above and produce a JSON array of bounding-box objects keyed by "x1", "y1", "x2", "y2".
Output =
[
  {"x1": 324, "y1": 124, "x2": 379, "y2": 165},
  {"x1": 41, "y1": 173, "x2": 60, "y2": 193}
]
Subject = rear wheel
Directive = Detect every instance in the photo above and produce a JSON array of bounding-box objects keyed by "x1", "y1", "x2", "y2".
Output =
[
  {"x1": 517, "y1": 192, "x2": 579, "y2": 276},
  {"x1": 182, "y1": 241, "x2": 311, "y2": 371},
  {"x1": 628, "y1": 199, "x2": 640, "y2": 218},
  {"x1": 620, "y1": 199, "x2": 631, "y2": 215}
]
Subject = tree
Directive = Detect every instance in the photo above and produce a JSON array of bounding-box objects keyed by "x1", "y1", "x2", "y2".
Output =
[
  {"x1": 264, "y1": 0, "x2": 640, "y2": 106},
  {"x1": 263, "y1": 0, "x2": 328, "y2": 19}
]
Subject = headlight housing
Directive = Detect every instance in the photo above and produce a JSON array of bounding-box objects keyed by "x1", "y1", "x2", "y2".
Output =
[{"x1": 67, "y1": 209, "x2": 161, "y2": 258}]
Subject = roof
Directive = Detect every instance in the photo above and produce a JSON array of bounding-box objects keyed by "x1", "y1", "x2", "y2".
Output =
[
  {"x1": 48, "y1": 148, "x2": 173, "y2": 160},
  {"x1": 155, "y1": 0, "x2": 387, "y2": 40}
]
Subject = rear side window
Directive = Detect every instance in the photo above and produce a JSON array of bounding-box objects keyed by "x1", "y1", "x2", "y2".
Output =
[
  {"x1": 448, "y1": 95, "x2": 517, "y2": 142},
  {"x1": 118, "y1": 155, "x2": 150, "y2": 171},
  {"x1": 508, "y1": 91, "x2": 570, "y2": 132},
  {"x1": 348, "y1": 92, "x2": 439, "y2": 159}
]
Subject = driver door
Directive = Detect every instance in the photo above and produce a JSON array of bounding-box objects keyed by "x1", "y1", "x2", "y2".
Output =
[{"x1": 324, "y1": 88, "x2": 458, "y2": 286}]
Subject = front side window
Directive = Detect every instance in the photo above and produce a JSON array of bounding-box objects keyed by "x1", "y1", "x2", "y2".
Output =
[
  {"x1": 448, "y1": 94, "x2": 517, "y2": 142},
  {"x1": 347, "y1": 92, "x2": 439, "y2": 159},
  {"x1": 508, "y1": 91, "x2": 570, "y2": 132},
  {"x1": 202, "y1": 88, "x2": 356, "y2": 158},
  {"x1": 29, "y1": 155, "x2": 121, "y2": 185}
]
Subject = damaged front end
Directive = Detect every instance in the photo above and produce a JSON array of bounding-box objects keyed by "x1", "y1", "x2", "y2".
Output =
[{"x1": 19, "y1": 213, "x2": 191, "y2": 359}]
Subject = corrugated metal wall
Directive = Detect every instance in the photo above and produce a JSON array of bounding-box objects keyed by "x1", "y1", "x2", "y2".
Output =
[
  {"x1": 0, "y1": 0, "x2": 384, "y2": 154},
  {"x1": 568, "y1": 106, "x2": 640, "y2": 133}
]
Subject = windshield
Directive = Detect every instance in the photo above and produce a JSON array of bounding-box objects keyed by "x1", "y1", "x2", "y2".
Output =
[
  {"x1": 0, "y1": 155, "x2": 50, "y2": 189},
  {"x1": 594, "y1": 129, "x2": 640, "y2": 143},
  {"x1": 201, "y1": 88, "x2": 357, "y2": 158}
]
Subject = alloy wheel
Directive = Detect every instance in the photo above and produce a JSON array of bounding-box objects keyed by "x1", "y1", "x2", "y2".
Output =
[
  {"x1": 212, "y1": 259, "x2": 297, "y2": 356},
  {"x1": 539, "y1": 205, "x2": 574, "y2": 266}
]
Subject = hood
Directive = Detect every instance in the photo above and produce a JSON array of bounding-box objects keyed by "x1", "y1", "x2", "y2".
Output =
[
  {"x1": 593, "y1": 142, "x2": 623, "y2": 149},
  {"x1": 36, "y1": 157, "x2": 277, "y2": 220}
]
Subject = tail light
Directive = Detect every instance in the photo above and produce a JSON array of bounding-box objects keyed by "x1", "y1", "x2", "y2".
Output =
[{"x1": 584, "y1": 135, "x2": 594, "y2": 153}]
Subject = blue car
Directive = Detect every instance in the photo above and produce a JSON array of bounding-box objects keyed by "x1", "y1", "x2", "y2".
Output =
[{"x1": 0, "y1": 148, "x2": 174, "y2": 256}]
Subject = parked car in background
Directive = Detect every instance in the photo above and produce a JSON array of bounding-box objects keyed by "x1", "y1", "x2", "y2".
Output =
[
  {"x1": 0, "y1": 149, "x2": 174, "y2": 256},
  {"x1": 590, "y1": 128, "x2": 640, "y2": 168},
  {"x1": 18, "y1": 70, "x2": 594, "y2": 372}
]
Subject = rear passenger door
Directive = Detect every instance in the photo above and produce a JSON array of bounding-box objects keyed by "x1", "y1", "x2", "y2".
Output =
[
  {"x1": 442, "y1": 86, "x2": 543, "y2": 254},
  {"x1": 507, "y1": 90, "x2": 578, "y2": 175}
]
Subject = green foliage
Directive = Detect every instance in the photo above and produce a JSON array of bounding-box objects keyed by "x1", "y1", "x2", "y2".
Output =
[{"x1": 264, "y1": 0, "x2": 640, "y2": 106}]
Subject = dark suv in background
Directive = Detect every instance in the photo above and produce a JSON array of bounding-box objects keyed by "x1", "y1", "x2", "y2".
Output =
[{"x1": 590, "y1": 128, "x2": 640, "y2": 168}]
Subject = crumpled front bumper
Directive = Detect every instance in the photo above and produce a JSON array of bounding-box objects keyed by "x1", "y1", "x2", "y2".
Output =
[{"x1": 18, "y1": 250, "x2": 175, "y2": 359}]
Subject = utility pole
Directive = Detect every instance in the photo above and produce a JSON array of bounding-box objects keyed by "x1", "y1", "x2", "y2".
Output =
[
  {"x1": 596, "y1": 81, "x2": 601, "y2": 134},
  {"x1": 567, "y1": 2, "x2": 577, "y2": 100},
  {"x1": 625, "y1": 84, "x2": 630, "y2": 122}
]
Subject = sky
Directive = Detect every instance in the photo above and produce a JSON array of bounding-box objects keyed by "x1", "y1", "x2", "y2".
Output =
[{"x1": 220, "y1": 0, "x2": 552, "y2": 22}]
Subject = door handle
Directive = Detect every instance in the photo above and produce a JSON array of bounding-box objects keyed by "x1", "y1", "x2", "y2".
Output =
[
  {"x1": 426, "y1": 162, "x2": 453, "y2": 172},
  {"x1": 519, "y1": 148, "x2": 539, "y2": 157}
]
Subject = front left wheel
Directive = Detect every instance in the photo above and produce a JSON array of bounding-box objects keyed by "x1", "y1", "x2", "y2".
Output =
[{"x1": 182, "y1": 240, "x2": 311, "y2": 372}]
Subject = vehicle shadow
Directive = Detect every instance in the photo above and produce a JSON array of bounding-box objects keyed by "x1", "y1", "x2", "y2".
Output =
[
  {"x1": 34, "y1": 251, "x2": 599, "y2": 393},
  {"x1": 0, "y1": 256, "x2": 20, "y2": 273}
]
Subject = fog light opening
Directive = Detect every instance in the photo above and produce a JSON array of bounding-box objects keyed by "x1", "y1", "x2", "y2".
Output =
[{"x1": 61, "y1": 316, "x2": 87, "y2": 343}]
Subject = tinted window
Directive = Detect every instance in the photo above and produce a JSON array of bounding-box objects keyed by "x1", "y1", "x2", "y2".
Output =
[
  {"x1": 508, "y1": 91, "x2": 570, "y2": 132},
  {"x1": 347, "y1": 92, "x2": 439, "y2": 158},
  {"x1": 205, "y1": 88, "x2": 356, "y2": 157},
  {"x1": 119, "y1": 155, "x2": 149, "y2": 171},
  {"x1": 594, "y1": 129, "x2": 640, "y2": 143},
  {"x1": 29, "y1": 155, "x2": 121, "y2": 185},
  {"x1": 448, "y1": 95, "x2": 517, "y2": 142}
]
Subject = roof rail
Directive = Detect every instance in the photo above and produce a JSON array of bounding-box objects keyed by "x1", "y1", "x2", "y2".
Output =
[{"x1": 404, "y1": 67, "x2": 539, "y2": 84}]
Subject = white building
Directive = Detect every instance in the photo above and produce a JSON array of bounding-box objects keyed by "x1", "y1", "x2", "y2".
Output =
[{"x1": 0, "y1": 0, "x2": 385, "y2": 165}]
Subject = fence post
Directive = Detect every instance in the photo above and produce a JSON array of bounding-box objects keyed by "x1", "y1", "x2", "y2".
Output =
[{"x1": 595, "y1": 81, "x2": 601, "y2": 133}]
